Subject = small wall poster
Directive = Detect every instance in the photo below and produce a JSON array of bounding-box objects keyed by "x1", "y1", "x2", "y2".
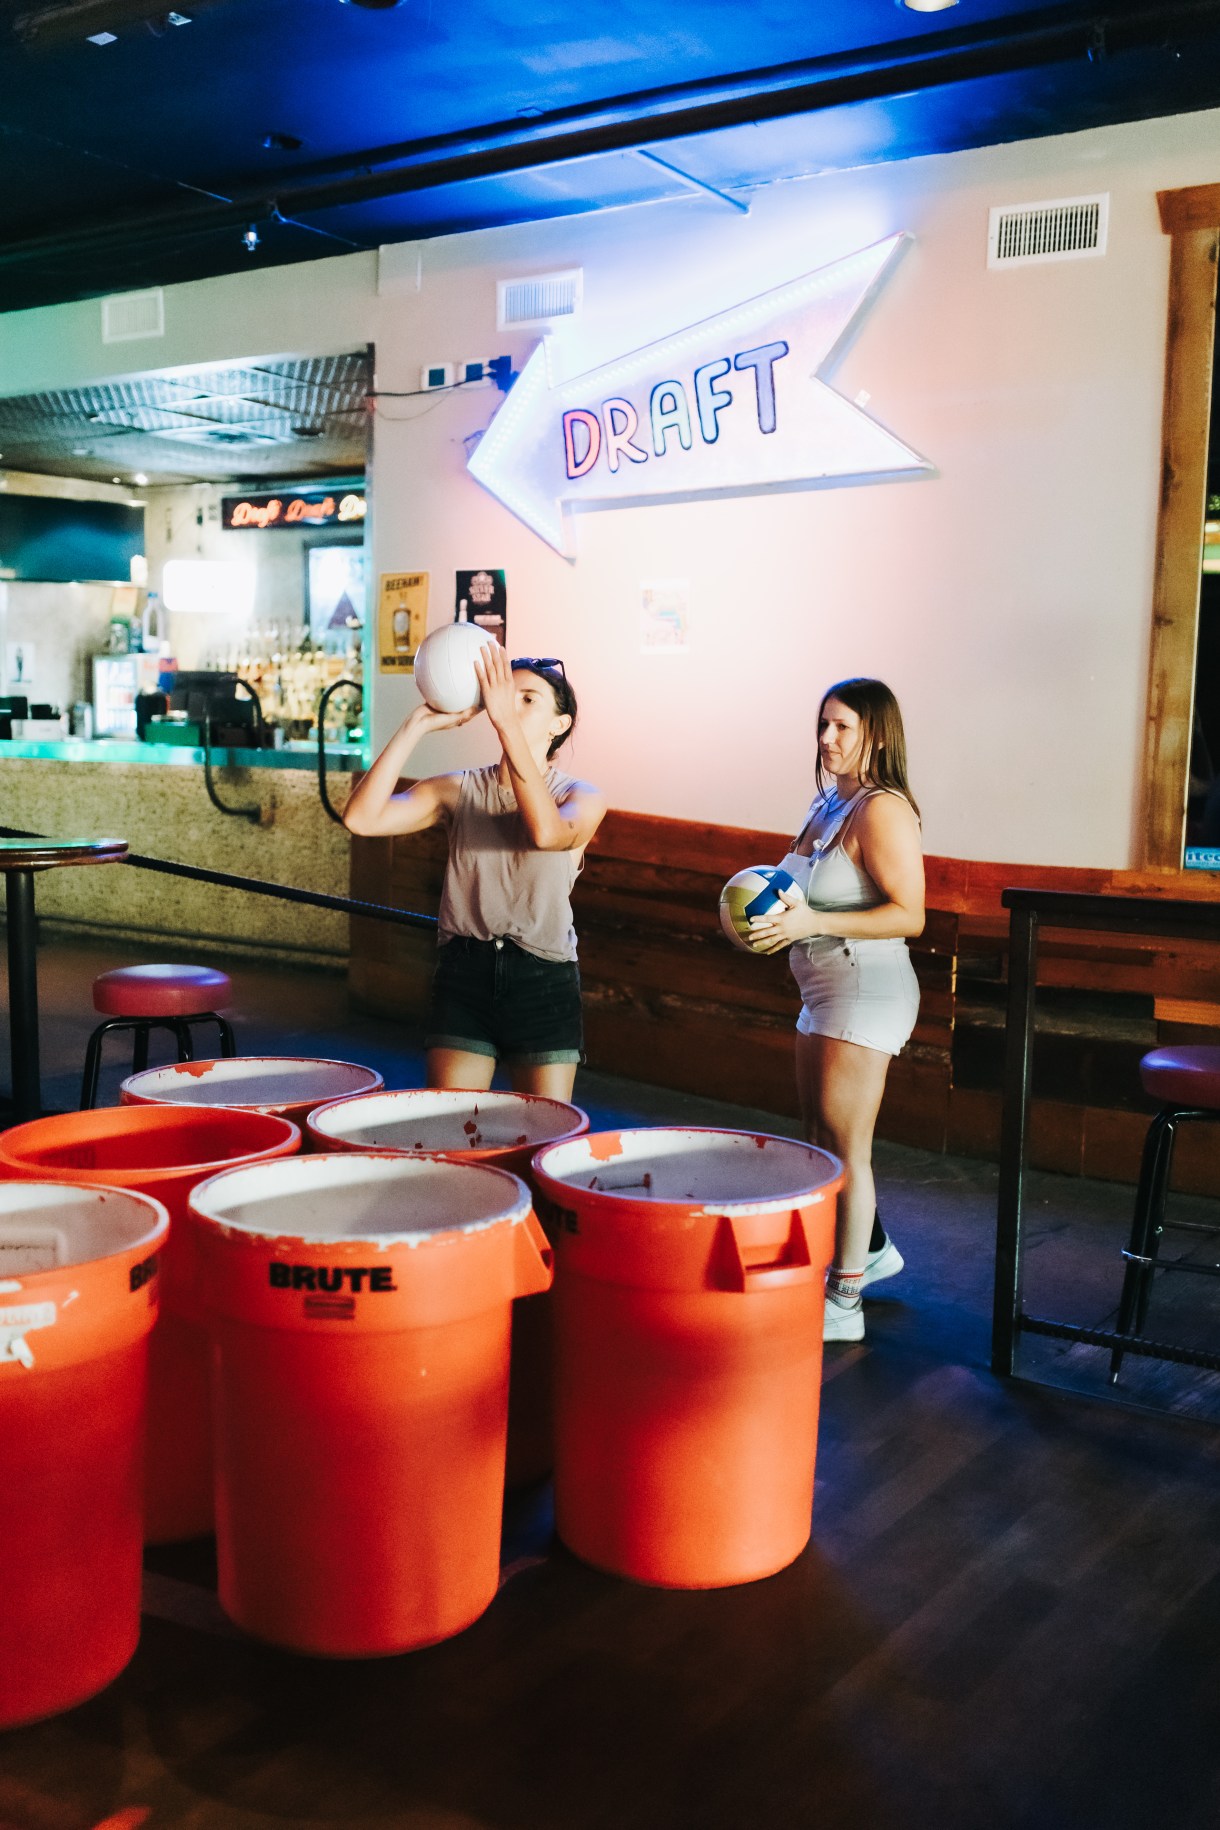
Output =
[
  {"x1": 309, "y1": 546, "x2": 365, "y2": 645},
  {"x1": 455, "y1": 568, "x2": 507, "y2": 645},
  {"x1": 378, "y1": 571, "x2": 429, "y2": 672},
  {"x1": 640, "y1": 579, "x2": 689, "y2": 652}
]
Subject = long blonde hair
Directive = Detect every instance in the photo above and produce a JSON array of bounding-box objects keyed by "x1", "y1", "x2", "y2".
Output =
[{"x1": 815, "y1": 678, "x2": 919, "y2": 817}]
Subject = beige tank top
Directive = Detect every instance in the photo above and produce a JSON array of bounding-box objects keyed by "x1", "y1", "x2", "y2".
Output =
[{"x1": 437, "y1": 765, "x2": 582, "y2": 963}]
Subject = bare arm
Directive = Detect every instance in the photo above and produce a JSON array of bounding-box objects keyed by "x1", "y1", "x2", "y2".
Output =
[
  {"x1": 750, "y1": 793, "x2": 925, "y2": 951},
  {"x1": 342, "y1": 701, "x2": 474, "y2": 837},
  {"x1": 476, "y1": 646, "x2": 608, "y2": 852}
]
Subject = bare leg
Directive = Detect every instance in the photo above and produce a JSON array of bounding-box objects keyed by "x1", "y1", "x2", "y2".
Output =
[
  {"x1": 509, "y1": 1060, "x2": 579, "y2": 1101},
  {"x1": 426, "y1": 1048, "x2": 496, "y2": 1091},
  {"x1": 795, "y1": 1031, "x2": 891, "y2": 1271}
]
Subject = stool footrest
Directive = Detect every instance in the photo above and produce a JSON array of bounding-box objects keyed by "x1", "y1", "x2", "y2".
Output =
[{"x1": 80, "y1": 1011, "x2": 236, "y2": 1109}]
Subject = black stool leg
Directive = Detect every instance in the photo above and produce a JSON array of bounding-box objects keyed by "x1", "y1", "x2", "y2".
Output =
[
  {"x1": 1132, "y1": 1112, "x2": 1180, "y2": 1337},
  {"x1": 176, "y1": 1013, "x2": 236, "y2": 1060},
  {"x1": 80, "y1": 1022, "x2": 109, "y2": 1109},
  {"x1": 81, "y1": 1017, "x2": 155, "y2": 1108},
  {"x1": 1111, "y1": 1106, "x2": 1178, "y2": 1381},
  {"x1": 172, "y1": 1020, "x2": 196, "y2": 1062}
]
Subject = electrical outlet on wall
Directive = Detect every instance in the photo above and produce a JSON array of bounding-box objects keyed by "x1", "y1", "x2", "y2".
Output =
[{"x1": 419, "y1": 362, "x2": 455, "y2": 391}]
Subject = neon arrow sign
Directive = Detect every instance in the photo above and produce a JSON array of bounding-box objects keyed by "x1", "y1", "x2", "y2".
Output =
[{"x1": 467, "y1": 233, "x2": 930, "y2": 557}]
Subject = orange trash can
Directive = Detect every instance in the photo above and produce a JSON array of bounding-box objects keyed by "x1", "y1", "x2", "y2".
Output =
[
  {"x1": 121, "y1": 1055, "x2": 383, "y2": 1140},
  {"x1": 532, "y1": 1127, "x2": 842, "y2": 1589},
  {"x1": 0, "y1": 1180, "x2": 168, "y2": 1728},
  {"x1": 0, "y1": 1105, "x2": 300, "y2": 1543},
  {"x1": 188, "y1": 1151, "x2": 554, "y2": 1656},
  {"x1": 307, "y1": 1088, "x2": 588, "y2": 1485}
]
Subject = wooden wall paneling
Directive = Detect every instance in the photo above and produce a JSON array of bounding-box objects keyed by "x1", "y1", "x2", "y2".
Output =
[
  {"x1": 1142, "y1": 222, "x2": 1219, "y2": 866},
  {"x1": 947, "y1": 1085, "x2": 1003, "y2": 1159},
  {"x1": 579, "y1": 934, "x2": 795, "y2": 1017},
  {"x1": 879, "y1": 1057, "x2": 950, "y2": 1148},
  {"x1": 1154, "y1": 996, "x2": 1220, "y2": 1027},
  {"x1": 1081, "y1": 1105, "x2": 1152, "y2": 1187},
  {"x1": 346, "y1": 818, "x2": 1220, "y2": 1189},
  {"x1": 1157, "y1": 183, "x2": 1220, "y2": 234}
]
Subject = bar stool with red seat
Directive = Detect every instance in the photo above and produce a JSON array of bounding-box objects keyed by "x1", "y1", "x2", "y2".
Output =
[
  {"x1": 1110, "y1": 1044, "x2": 1220, "y2": 1380},
  {"x1": 81, "y1": 964, "x2": 236, "y2": 1109}
]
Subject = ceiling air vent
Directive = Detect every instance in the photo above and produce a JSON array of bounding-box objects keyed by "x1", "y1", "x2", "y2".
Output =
[
  {"x1": 497, "y1": 269, "x2": 583, "y2": 331},
  {"x1": 987, "y1": 195, "x2": 1108, "y2": 269},
  {"x1": 101, "y1": 289, "x2": 166, "y2": 343}
]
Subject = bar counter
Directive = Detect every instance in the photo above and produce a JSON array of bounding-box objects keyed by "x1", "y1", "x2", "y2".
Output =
[
  {"x1": 0, "y1": 737, "x2": 363, "y2": 770},
  {"x1": 0, "y1": 744, "x2": 361, "y2": 965}
]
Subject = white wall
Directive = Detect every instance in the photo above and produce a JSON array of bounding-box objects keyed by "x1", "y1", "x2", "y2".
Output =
[{"x1": 4, "y1": 109, "x2": 1219, "y2": 865}]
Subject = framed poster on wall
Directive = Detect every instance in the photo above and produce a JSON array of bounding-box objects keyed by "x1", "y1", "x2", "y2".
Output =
[
  {"x1": 378, "y1": 571, "x2": 429, "y2": 672},
  {"x1": 455, "y1": 568, "x2": 506, "y2": 645},
  {"x1": 307, "y1": 542, "x2": 365, "y2": 645}
]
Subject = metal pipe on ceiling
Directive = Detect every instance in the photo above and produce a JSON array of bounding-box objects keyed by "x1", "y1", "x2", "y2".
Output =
[{"x1": 2, "y1": 0, "x2": 1220, "y2": 271}]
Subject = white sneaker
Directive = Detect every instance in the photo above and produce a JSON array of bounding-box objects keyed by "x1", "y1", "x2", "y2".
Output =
[
  {"x1": 823, "y1": 1298, "x2": 865, "y2": 1343},
  {"x1": 860, "y1": 1237, "x2": 904, "y2": 1290}
]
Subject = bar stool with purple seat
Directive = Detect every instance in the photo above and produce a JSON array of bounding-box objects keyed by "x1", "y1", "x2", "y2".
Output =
[
  {"x1": 81, "y1": 964, "x2": 237, "y2": 1109},
  {"x1": 1110, "y1": 1045, "x2": 1220, "y2": 1380}
]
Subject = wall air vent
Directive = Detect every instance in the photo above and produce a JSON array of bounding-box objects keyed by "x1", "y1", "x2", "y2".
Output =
[
  {"x1": 987, "y1": 195, "x2": 1109, "y2": 269},
  {"x1": 497, "y1": 268, "x2": 583, "y2": 331},
  {"x1": 101, "y1": 289, "x2": 166, "y2": 343}
]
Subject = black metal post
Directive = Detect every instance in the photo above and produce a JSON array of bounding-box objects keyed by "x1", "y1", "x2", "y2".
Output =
[
  {"x1": 992, "y1": 901, "x2": 1038, "y2": 1377},
  {"x1": 5, "y1": 869, "x2": 41, "y2": 1123}
]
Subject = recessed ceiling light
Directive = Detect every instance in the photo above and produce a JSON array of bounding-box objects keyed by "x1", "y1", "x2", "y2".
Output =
[
  {"x1": 111, "y1": 475, "x2": 122, "y2": 483},
  {"x1": 86, "y1": 30, "x2": 117, "y2": 44},
  {"x1": 899, "y1": 0, "x2": 959, "y2": 10},
  {"x1": 133, "y1": 472, "x2": 149, "y2": 485}
]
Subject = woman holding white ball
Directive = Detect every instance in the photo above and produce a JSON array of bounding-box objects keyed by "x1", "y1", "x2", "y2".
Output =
[
  {"x1": 747, "y1": 678, "x2": 924, "y2": 1343},
  {"x1": 344, "y1": 641, "x2": 606, "y2": 1100}
]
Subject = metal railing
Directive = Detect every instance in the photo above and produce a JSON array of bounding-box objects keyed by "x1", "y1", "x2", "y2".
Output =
[{"x1": 0, "y1": 822, "x2": 437, "y2": 934}]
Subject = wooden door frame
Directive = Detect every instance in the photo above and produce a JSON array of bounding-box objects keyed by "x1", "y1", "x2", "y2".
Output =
[{"x1": 1144, "y1": 184, "x2": 1220, "y2": 867}]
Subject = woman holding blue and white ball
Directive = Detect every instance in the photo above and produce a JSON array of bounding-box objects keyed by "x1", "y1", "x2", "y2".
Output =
[
  {"x1": 748, "y1": 678, "x2": 924, "y2": 1343},
  {"x1": 344, "y1": 639, "x2": 605, "y2": 1100}
]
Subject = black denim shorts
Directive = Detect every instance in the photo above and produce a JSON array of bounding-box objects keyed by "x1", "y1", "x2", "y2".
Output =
[{"x1": 425, "y1": 936, "x2": 585, "y2": 1066}]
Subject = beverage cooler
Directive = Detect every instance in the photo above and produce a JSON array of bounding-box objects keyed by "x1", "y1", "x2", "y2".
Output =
[{"x1": 93, "y1": 655, "x2": 161, "y2": 738}]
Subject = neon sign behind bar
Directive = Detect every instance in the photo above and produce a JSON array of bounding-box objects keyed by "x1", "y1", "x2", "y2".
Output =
[{"x1": 222, "y1": 489, "x2": 367, "y2": 530}]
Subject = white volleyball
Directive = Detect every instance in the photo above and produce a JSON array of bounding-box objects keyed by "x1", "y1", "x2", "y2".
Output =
[
  {"x1": 719, "y1": 865, "x2": 802, "y2": 953},
  {"x1": 414, "y1": 622, "x2": 498, "y2": 714}
]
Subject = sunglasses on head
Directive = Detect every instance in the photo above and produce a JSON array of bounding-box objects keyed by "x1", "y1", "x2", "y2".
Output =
[{"x1": 511, "y1": 656, "x2": 567, "y2": 680}]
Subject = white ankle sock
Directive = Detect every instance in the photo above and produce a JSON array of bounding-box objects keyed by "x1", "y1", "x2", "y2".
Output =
[{"x1": 826, "y1": 1266, "x2": 864, "y2": 1310}]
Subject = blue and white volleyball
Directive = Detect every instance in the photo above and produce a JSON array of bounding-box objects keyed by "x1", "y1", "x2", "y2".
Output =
[
  {"x1": 718, "y1": 866, "x2": 801, "y2": 953},
  {"x1": 414, "y1": 622, "x2": 498, "y2": 714}
]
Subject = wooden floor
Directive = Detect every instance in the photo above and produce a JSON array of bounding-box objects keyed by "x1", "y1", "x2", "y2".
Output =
[{"x1": 2, "y1": 937, "x2": 1220, "y2": 1830}]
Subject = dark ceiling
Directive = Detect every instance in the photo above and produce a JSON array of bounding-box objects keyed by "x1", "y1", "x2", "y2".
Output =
[{"x1": 2, "y1": 0, "x2": 1220, "y2": 316}]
